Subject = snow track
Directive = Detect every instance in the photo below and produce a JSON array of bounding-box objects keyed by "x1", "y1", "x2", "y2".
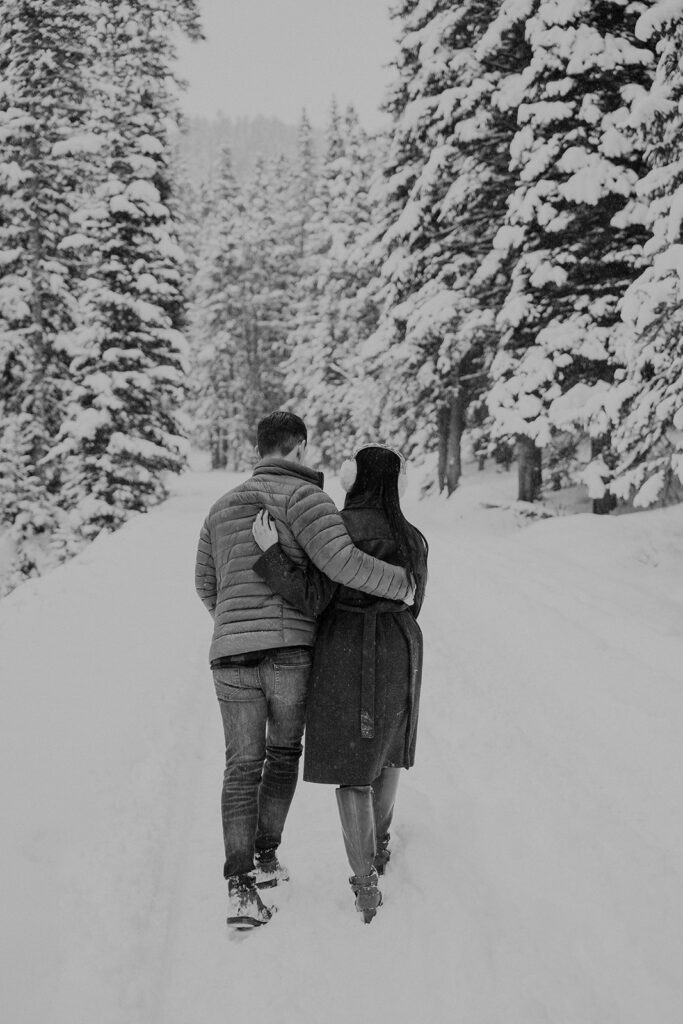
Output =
[{"x1": 2, "y1": 469, "x2": 682, "y2": 1023}]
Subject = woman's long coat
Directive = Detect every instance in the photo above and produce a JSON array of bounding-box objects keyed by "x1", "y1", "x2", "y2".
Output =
[{"x1": 254, "y1": 503, "x2": 424, "y2": 785}]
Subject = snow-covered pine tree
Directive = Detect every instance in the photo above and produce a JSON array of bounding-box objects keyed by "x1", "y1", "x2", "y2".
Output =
[
  {"x1": 292, "y1": 109, "x2": 318, "y2": 261},
  {"x1": 285, "y1": 102, "x2": 377, "y2": 464},
  {"x1": 188, "y1": 147, "x2": 253, "y2": 468},
  {"x1": 462, "y1": 0, "x2": 534, "y2": 478},
  {"x1": 611, "y1": 3, "x2": 683, "y2": 507},
  {"x1": 0, "y1": 0, "x2": 94, "y2": 589},
  {"x1": 366, "y1": 0, "x2": 518, "y2": 493},
  {"x1": 267, "y1": 151, "x2": 303, "y2": 386},
  {"x1": 486, "y1": 0, "x2": 655, "y2": 503},
  {"x1": 337, "y1": 108, "x2": 388, "y2": 453},
  {"x1": 54, "y1": 0, "x2": 201, "y2": 540},
  {"x1": 234, "y1": 157, "x2": 288, "y2": 432},
  {"x1": 168, "y1": 142, "x2": 203, "y2": 299}
]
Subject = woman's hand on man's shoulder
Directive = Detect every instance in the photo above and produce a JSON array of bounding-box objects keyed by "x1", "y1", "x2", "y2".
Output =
[{"x1": 252, "y1": 509, "x2": 279, "y2": 551}]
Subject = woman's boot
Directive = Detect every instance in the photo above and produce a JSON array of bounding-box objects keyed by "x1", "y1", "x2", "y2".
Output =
[
  {"x1": 336, "y1": 785, "x2": 383, "y2": 923},
  {"x1": 371, "y1": 767, "x2": 401, "y2": 875}
]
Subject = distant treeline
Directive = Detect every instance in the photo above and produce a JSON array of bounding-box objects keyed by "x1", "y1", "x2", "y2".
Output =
[{"x1": 174, "y1": 114, "x2": 322, "y2": 185}]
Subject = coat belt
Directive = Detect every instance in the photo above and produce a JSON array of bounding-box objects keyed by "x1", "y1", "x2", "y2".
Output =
[{"x1": 335, "y1": 600, "x2": 410, "y2": 740}]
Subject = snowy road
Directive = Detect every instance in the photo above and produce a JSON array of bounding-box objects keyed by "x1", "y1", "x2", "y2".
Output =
[{"x1": 2, "y1": 468, "x2": 682, "y2": 1024}]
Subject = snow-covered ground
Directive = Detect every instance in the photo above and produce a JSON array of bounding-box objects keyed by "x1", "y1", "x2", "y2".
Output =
[{"x1": 2, "y1": 463, "x2": 682, "y2": 1024}]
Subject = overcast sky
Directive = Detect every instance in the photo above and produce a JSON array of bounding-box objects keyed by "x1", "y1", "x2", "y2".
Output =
[{"x1": 174, "y1": 0, "x2": 397, "y2": 128}]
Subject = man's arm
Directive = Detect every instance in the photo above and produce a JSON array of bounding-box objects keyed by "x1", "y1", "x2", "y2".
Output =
[
  {"x1": 286, "y1": 485, "x2": 412, "y2": 602},
  {"x1": 195, "y1": 518, "x2": 217, "y2": 616},
  {"x1": 253, "y1": 544, "x2": 337, "y2": 618}
]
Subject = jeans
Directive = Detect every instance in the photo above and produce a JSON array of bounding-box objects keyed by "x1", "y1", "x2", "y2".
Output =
[{"x1": 214, "y1": 647, "x2": 311, "y2": 879}]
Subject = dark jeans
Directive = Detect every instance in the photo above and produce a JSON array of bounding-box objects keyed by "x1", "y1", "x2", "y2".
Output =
[{"x1": 214, "y1": 648, "x2": 311, "y2": 879}]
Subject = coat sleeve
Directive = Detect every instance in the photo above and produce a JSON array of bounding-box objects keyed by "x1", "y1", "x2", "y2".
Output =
[
  {"x1": 253, "y1": 545, "x2": 337, "y2": 618},
  {"x1": 195, "y1": 517, "x2": 217, "y2": 616},
  {"x1": 285, "y1": 485, "x2": 412, "y2": 602}
]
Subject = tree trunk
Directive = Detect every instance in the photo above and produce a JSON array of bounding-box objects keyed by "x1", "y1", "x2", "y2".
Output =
[
  {"x1": 592, "y1": 492, "x2": 616, "y2": 514},
  {"x1": 210, "y1": 434, "x2": 220, "y2": 469},
  {"x1": 590, "y1": 436, "x2": 616, "y2": 515},
  {"x1": 437, "y1": 405, "x2": 449, "y2": 493},
  {"x1": 444, "y1": 388, "x2": 464, "y2": 495},
  {"x1": 437, "y1": 390, "x2": 465, "y2": 495},
  {"x1": 516, "y1": 435, "x2": 542, "y2": 502},
  {"x1": 28, "y1": 143, "x2": 49, "y2": 457},
  {"x1": 210, "y1": 430, "x2": 228, "y2": 470}
]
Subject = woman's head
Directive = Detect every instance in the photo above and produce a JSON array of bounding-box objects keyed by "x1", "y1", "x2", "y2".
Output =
[
  {"x1": 342, "y1": 443, "x2": 405, "y2": 504},
  {"x1": 341, "y1": 442, "x2": 428, "y2": 611}
]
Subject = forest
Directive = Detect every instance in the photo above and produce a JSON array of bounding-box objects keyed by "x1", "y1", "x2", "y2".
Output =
[{"x1": 2, "y1": 0, "x2": 683, "y2": 595}]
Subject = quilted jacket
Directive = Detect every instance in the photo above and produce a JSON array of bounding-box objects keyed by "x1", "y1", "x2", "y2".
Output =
[{"x1": 195, "y1": 456, "x2": 411, "y2": 660}]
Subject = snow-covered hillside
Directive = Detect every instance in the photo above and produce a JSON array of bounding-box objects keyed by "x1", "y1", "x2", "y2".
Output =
[{"x1": 2, "y1": 466, "x2": 682, "y2": 1024}]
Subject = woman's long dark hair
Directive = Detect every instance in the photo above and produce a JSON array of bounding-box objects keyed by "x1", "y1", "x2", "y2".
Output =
[{"x1": 345, "y1": 446, "x2": 428, "y2": 613}]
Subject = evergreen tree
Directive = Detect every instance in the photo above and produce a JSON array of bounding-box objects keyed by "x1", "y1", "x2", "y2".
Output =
[
  {"x1": 188, "y1": 147, "x2": 253, "y2": 468},
  {"x1": 366, "y1": 0, "x2": 519, "y2": 493},
  {"x1": 611, "y1": 6, "x2": 683, "y2": 507},
  {"x1": 54, "y1": 0, "x2": 201, "y2": 540},
  {"x1": 237, "y1": 157, "x2": 289, "y2": 430},
  {"x1": 486, "y1": 0, "x2": 655, "y2": 503},
  {"x1": 285, "y1": 102, "x2": 377, "y2": 464},
  {"x1": 292, "y1": 109, "x2": 318, "y2": 259},
  {"x1": 0, "y1": 0, "x2": 94, "y2": 588}
]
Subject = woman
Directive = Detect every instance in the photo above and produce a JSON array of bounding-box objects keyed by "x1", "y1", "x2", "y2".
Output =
[{"x1": 251, "y1": 442, "x2": 428, "y2": 923}]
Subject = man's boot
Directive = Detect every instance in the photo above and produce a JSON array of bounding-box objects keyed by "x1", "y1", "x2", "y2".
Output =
[
  {"x1": 251, "y1": 847, "x2": 290, "y2": 889},
  {"x1": 226, "y1": 873, "x2": 274, "y2": 930},
  {"x1": 372, "y1": 767, "x2": 401, "y2": 875},
  {"x1": 336, "y1": 785, "x2": 382, "y2": 923}
]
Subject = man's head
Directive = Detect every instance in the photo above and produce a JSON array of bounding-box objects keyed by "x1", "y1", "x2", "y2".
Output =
[{"x1": 256, "y1": 411, "x2": 307, "y2": 461}]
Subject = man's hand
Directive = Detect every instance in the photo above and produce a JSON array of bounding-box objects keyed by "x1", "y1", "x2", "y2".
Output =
[{"x1": 252, "y1": 509, "x2": 279, "y2": 551}]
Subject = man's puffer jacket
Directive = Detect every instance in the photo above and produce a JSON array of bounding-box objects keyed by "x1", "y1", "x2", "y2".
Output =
[{"x1": 195, "y1": 457, "x2": 411, "y2": 661}]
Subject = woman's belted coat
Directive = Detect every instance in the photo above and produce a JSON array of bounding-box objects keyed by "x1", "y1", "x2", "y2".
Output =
[{"x1": 254, "y1": 502, "x2": 424, "y2": 785}]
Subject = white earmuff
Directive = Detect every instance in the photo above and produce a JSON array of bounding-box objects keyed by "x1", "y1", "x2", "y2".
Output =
[{"x1": 339, "y1": 458, "x2": 357, "y2": 492}]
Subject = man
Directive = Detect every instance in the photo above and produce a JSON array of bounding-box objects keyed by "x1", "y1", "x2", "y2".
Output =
[{"x1": 195, "y1": 411, "x2": 412, "y2": 930}]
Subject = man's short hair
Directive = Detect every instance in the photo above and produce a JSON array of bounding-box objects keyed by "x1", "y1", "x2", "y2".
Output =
[{"x1": 257, "y1": 411, "x2": 307, "y2": 456}]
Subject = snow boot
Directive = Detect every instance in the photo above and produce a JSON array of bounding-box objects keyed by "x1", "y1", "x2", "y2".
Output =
[
  {"x1": 336, "y1": 785, "x2": 383, "y2": 923},
  {"x1": 350, "y1": 868, "x2": 383, "y2": 924},
  {"x1": 251, "y1": 847, "x2": 289, "y2": 889},
  {"x1": 374, "y1": 836, "x2": 391, "y2": 877},
  {"x1": 226, "y1": 873, "x2": 274, "y2": 930},
  {"x1": 372, "y1": 767, "x2": 400, "y2": 876}
]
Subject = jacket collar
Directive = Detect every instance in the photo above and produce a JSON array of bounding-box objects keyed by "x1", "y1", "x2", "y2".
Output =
[{"x1": 253, "y1": 455, "x2": 324, "y2": 489}]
